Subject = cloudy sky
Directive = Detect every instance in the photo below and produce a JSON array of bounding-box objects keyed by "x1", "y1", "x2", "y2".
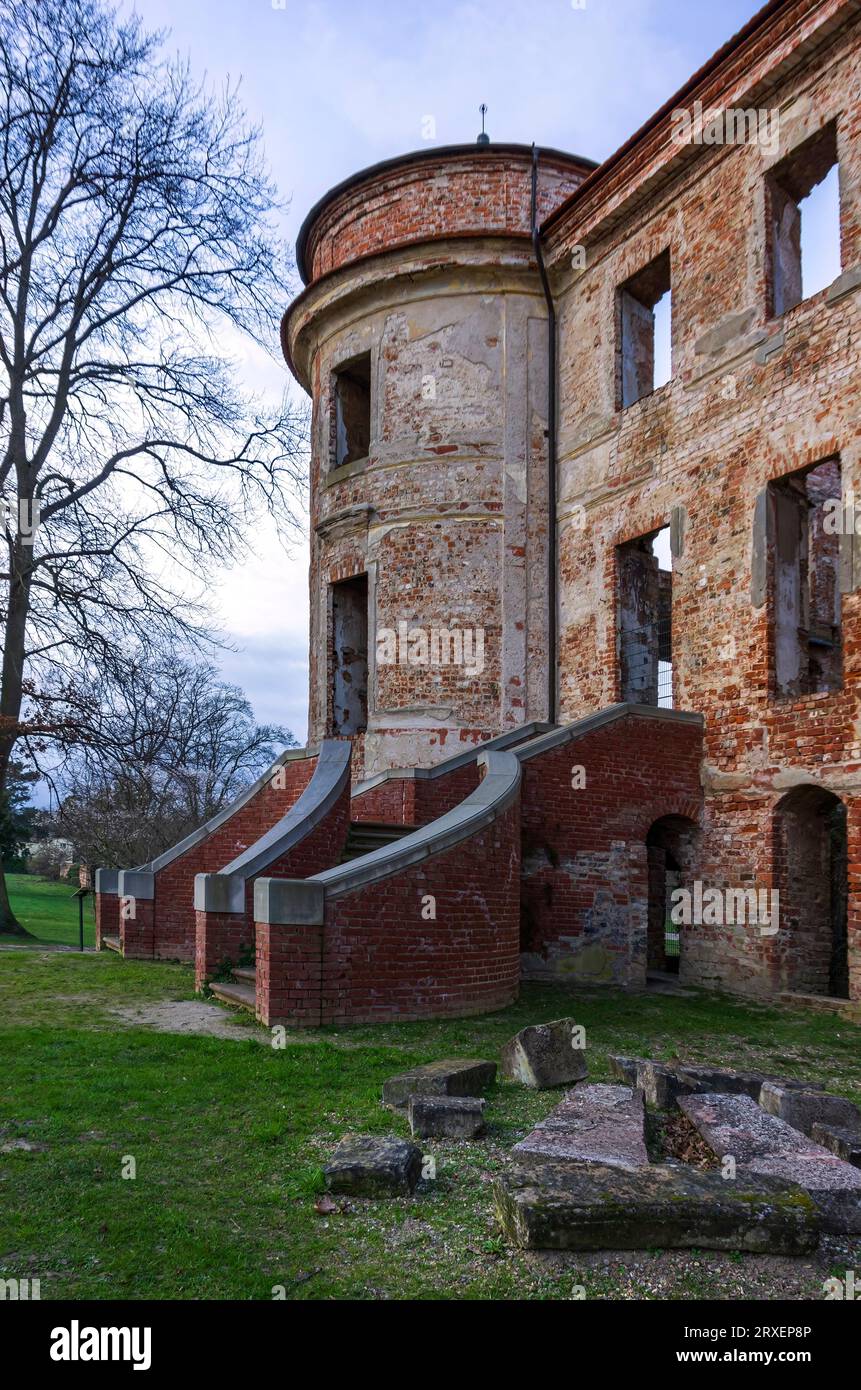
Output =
[{"x1": 128, "y1": 0, "x2": 782, "y2": 744}]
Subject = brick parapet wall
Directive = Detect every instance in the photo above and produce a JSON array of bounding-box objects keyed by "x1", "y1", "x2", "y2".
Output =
[
  {"x1": 193, "y1": 777, "x2": 351, "y2": 991},
  {"x1": 256, "y1": 796, "x2": 521, "y2": 1028},
  {"x1": 93, "y1": 751, "x2": 320, "y2": 964}
]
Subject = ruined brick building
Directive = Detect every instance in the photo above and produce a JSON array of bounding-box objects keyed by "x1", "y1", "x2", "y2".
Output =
[{"x1": 96, "y1": 0, "x2": 861, "y2": 1024}]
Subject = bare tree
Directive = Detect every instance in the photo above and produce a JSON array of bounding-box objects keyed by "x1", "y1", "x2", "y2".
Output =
[
  {"x1": 53, "y1": 652, "x2": 295, "y2": 868},
  {"x1": 0, "y1": 0, "x2": 307, "y2": 930}
]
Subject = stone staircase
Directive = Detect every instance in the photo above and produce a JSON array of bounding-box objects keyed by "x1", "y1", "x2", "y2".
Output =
[
  {"x1": 209, "y1": 965, "x2": 256, "y2": 1012},
  {"x1": 339, "y1": 821, "x2": 414, "y2": 862},
  {"x1": 208, "y1": 824, "x2": 413, "y2": 1015}
]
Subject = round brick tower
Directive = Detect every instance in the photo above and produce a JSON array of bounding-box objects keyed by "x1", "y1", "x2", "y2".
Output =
[{"x1": 282, "y1": 142, "x2": 595, "y2": 781}]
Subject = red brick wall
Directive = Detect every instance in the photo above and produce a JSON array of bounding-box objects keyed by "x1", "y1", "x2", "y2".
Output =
[
  {"x1": 195, "y1": 909, "x2": 254, "y2": 984},
  {"x1": 120, "y1": 897, "x2": 154, "y2": 959},
  {"x1": 519, "y1": 715, "x2": 703, "y2": 987},
  {"x1": 152, "y1": 754, "x2": 318, "y2": 961},
  {"x1": 546, "y1": 2, "x2": 861, "y2": 1000},
  {"x1": 350, "y1": 761, "x2": 484, "y2": 827},
  {"x1": 257, "y1": 797, "x2": 521, "y2": 1027},
  {"x1": 349, "y1": 778, "x2": 417, "y2": 826}
]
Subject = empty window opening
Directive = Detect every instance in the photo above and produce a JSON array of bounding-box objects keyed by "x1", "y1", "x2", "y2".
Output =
[
  {"x1": 331, "y1": 353, "x2": 371, "y2": 469},
  {"x1": 768, "y1": 123, "x2": 840, "y2": 317},
  {"x1": 647, "y1": 815, "x2": 700, "y2": 976},
  {"x1": 618, "y1": 250, "x2": 672, "y2": 408},
  {"x1": 331, "y1": 574, "x2": 368, "y2": 736},
  {"x1": 774, "y1": 786, "x2": 848, "y2": 999},
  {"x1": 618, "y1": 526, "x2": 673, "y2": 708},
  {"x1": 768, "y1": 458, "x2": 842, "y2": 699}
]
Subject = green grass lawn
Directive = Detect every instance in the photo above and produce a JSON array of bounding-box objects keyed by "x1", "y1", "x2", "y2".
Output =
[
  {"x1": 2, "y1": 919, "x2": 860, "y2": 1300},
  {"x1": 2, "y1": 873, "x2": 95, "y2": 947}
]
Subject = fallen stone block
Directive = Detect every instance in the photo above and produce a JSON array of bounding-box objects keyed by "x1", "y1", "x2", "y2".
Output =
[
  {"x1": 608, "y1": 1055, "x2": 641, "y2": 1085},
  {"x1": 324, "y1": 1134, "x2": 423, "y2": 1197},
  {"x1": 634, "y1": 1060, "x2": 810, "y2": 1109},
  {"x1": 382, "y1": 1058, "x2": 496, "y2": 1109},
  {"x1": 811, "y1": 1123, "x2": 861, "y2": 1169},
  {"x1": 759, "y1": 1082, "x2": 861, "y2": 1139},
  {"x1": 675, "y1": 1064, "x2": 811, "y2": 1101},
  {"x1": 408, "y1": 1094, "x2": 486, "y2": 1139},
  {"x1": 512, "y1": 1083, "x2": 647, "y2": 1170},
  {"x1": 680, "y1": 1093, "x2": 861, "y2": 1234},
  {"x1": 493, "y1": 1160, "x2": 818, "y2": 1253},
  {"x1": 500, "y1": 1018, "x2": 587, "y2": 1089}
]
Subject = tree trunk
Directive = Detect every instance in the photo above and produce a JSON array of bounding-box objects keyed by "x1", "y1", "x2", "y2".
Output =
[
  {"x1": 0, "y1": 864, "x2": 29, "y2": 935},
  {"x1": 0, "y1": 529, "x2": 35, "y2": 936}
]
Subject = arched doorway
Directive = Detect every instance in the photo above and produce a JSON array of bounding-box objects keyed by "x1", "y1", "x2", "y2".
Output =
[
  {"x1": 773, "y1": 786, "x2": 848, "y2": 998},
  {"x1": 646, "y1": 815, "x2": 699, "y2": 975}
]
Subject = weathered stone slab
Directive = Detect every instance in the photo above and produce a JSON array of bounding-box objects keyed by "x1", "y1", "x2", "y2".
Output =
[
  {"x1": 324, "y1": 1134, "x2": 423, "y2": 1196},
  {"x1": 811, "y1": 1123, "x2": 861, "y2": 1169},
  {"x1": 408, "y1": 1094, "x2": 486, "y2": 1139},
  {"x1": 608, "y1": 1055, "x2": 641, "y2": 1085},
  {"x1": 494, "y1": 1160, "x2": 818, "y2": 1253},
  {"x1": 500, "y1": 1018, "x2": 587, "y2": 1089},
  {"x1": 382, "y1": 1058, "x2": 496, "y2": 1109},
  {"x1": 680, "y1": 1093, "x2": 861, "y2": 1234},
  {"x1": 759, "y1": 1082, "x2": 861, "y2": 1138},
  {"x1": 512, "y1": 1083, "x2": 647, "y2": 1170}
]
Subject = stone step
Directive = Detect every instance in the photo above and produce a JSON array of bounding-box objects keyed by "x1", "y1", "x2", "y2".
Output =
[
  {"x1": 232, "y1": 967, "x2": 256, "y2": 982},
  {"x1": 209, "y1": 979, "x2": 256, "y2": 1012},
  {"x1": 512, "y1": 1083, "x2": 648, "y2": 1170},
  {"x1": 340, "y1": 822, "x2": 414, "y2": 863},
  {"x1": 102, "y1": 935, "x2": 121, "y2": 953},
  {"x1": 494, "y1": 1160, "x2": 819, "y2": 1253},
  {"x1": 680, "y1": 1092, "x2": 861, "y2": 1233}
]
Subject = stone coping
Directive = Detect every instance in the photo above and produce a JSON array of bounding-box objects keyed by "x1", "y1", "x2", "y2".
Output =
[
  {"x1": 255, "y1": 749, "x2": 521, "y2": 926},
  {"x1": 193, "y1": 740, "x2": 352, "y2": 915},
  {"x1": 350, "y1": 721, "x2": 554, "y2": 799},
  {"x1": 94, "y1": 742, "x2": 321, "y2": 896}
]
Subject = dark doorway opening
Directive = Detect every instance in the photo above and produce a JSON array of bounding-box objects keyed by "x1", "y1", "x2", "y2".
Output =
[
  {"x1": 647, "y1": 815, "x2": 699, "y2": 974},
  {"x1": 774, "y1": 785, "x2": 848, "y2": 999}
]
